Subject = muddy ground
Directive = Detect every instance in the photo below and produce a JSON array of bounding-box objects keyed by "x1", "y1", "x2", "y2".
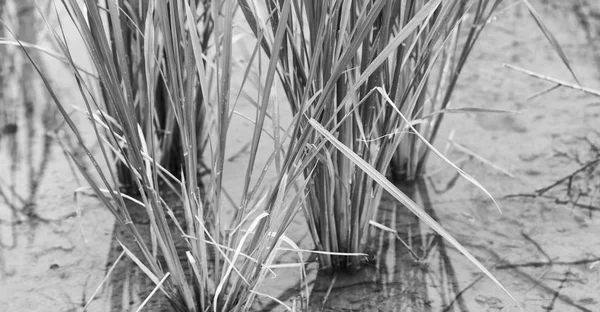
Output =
[{"x1": 2, "y1": 1, "x2": 600, "y2": 311}]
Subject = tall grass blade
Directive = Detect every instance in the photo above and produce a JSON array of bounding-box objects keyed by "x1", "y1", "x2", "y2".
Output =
[{"x1": 520, "y1": 0, "x2": 580, "y2": 84}]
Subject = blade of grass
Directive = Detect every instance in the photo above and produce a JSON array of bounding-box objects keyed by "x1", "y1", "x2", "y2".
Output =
[
  {"x1": 83, "y1": 250, "x2": 125, "y2": 311},
  {"x1": 377, "y1": 86, "x2": 501, "y2": 213},
  {"x1": 504, "y1": 63, "x2": 600, "y2": 97},
  {"x1": 135, "y1": 272, "x2": 171, "y2": 312},
  {"x1": 520, "y1": 0, "x2": 580, "y2": 84}
]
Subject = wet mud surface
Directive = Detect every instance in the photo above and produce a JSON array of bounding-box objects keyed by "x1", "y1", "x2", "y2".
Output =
[
  {"x1": 0, "y1": 2, "x2": 113, "y2": 311},
  {"x1": 2, "y1": 1, "x2": 600, "y2": 311}
]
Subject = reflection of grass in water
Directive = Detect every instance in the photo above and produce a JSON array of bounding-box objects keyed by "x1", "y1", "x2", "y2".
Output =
[
  {"x1": 307, "y1": 181, "x2": 469, "y2": 311},
  {"x1": 0, "y1": 0, "x2": 58, "y2": 224}
]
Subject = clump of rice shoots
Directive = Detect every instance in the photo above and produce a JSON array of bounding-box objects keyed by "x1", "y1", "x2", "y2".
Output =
[
  {"x1": 239, "y1": 0, "x2": 578, "y2": 274},
  {"x1": 387, "y1": 0, "x2": 502, "y2": 182},
  {"x1": 7, "y1": 0, "x2": 315, "y2": 310},
  {"x1": 238, "y1": 0, "x2": 507, "y2": 273}
]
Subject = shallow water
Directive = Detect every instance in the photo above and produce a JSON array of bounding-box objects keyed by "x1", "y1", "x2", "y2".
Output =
[
  {"x1": 309, "y1": 177, "x2": 600, "y2": 312},
  {"x1": 2, "y1": 1, "x2": 600, "y2": 311},
  {"x1": 0, "y1": 2, "x2": 112, "y2": 311}
]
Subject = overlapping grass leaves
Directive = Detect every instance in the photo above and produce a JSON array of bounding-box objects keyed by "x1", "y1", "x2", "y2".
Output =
[{"x1": 5, "y1": 0, "x2": 322, "y2": 310}]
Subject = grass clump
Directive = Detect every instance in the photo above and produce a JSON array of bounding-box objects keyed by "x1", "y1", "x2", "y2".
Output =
[
  {"x1": 239, "y1": 0, "x2": 508, "y2": 273},
  {"x1": 239, "y1": 0, "x2": 578, "y2": 276},
  {"x1": 4, "y1": 0, "x2": 316, "y2": 310}
]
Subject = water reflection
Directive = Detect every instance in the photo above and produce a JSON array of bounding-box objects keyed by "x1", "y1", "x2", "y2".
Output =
[
  {"x1": 0, "y1": 1, "x2": 63, "y2": 280},
  {"x1": 309, "y1": 180, "x2": 470, "y2": 312}
]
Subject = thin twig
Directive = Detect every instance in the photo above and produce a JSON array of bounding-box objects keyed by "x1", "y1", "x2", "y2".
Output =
[
  {"x1": 526, "y1": 84, "x2": 561, "y2": 101},
  {"x1": 504, "y1": 158, "x2": 600, "y2": 200},
  {"x1": 535, "y1": 158, "x2": 600, "y2": 196},
  {"x1": 542, "y1": 271, "x2": 571, "y2": 312},
  {"x1": 443, "y1": 274, "x2": 485, "y2": 312},
  {"x1": 496, "y1": 257, "x2": 600, "y2": 269},
  {"x1": 521, "y1": 231, "x2": 552, "y2": 262}
]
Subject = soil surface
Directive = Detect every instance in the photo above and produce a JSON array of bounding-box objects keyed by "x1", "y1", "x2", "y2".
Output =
[{"x1": 2, "y1": 1, "x2": 600, "y2": 312}]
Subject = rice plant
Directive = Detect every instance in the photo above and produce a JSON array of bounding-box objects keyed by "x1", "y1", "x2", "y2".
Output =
[
  {"x1": 238, "y1": 0, "x2": 577, "y2": 280},
  {"x1": 238, "y1": 0, "x2": 490, "y2": 273},
  {"x1": 3, "y1": 0, "x2": 320, "y2": 310}
]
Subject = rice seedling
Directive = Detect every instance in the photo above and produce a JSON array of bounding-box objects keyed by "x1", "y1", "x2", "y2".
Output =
[
  {"x1": 3, "y1": 0, "x2": 324, "y2": 310},
  {"x1": 237, "y1": 0, "x2": 578, "y2": 300},
  {"x1": 237, "y1": 0, "x2": 498, "y2": 273}
]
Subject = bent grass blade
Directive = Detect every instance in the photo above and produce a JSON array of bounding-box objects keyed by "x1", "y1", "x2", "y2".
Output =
[
  {"x1": 376, "y1": 87, "x2": 502, "y2": 213},
  {"x1": 308, "y1": 118, "x2": 523, "y2": 312}
]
